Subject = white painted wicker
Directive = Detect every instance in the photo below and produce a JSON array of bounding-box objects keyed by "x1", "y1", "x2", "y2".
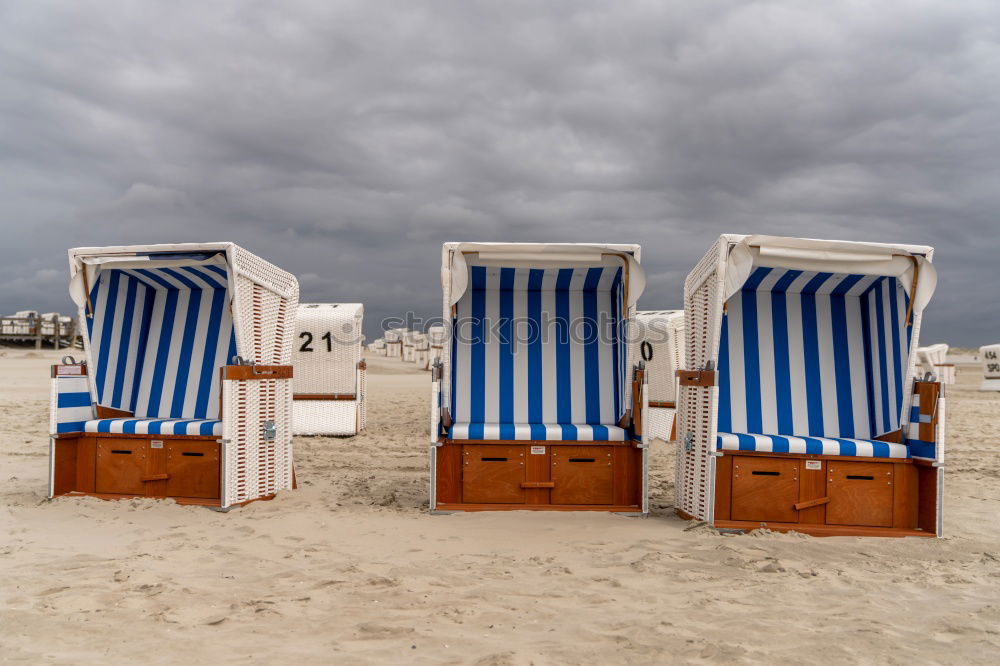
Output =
[
  {"x1": 633, "y1": 310, "x2": 684, "y2": 441},
  {"x1": 56, "y1": 243, "x2": 298, "y2": 508},
  {"x1": 917, "y1": 343, "x2": 954, "y2": 384},
  {"x1": 292, "y1": 303, "x2": 366, "y2": 436},
  {"x1": 675, "y1": 235, "x2": 940, "y2": 532},
  {"x1": 981, "y1": 344, "x2": 1000, "y2": 391},
  {"x1": 384, "y1": 328, "x2": 407, "y2": 358}
]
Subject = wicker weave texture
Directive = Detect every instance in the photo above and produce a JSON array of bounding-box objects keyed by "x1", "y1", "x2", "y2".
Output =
[
  {"x1": 223, "y1": 246, "x2": 298, "y2": 506},
  {"x1": 293, "y1": 303, "x2": 363, "y2": 395},
  {"x1": 647, "y1": 406, "x2": 677, "y2": 443},
  {"x1": 633, "y1": 310, "x2": 684, "y2": 403},
  {"x1": 676, "y1": 240, "x2": 723, "y2": 521},
  {"x1": 292, "y1": 400, "x2": 359, "y2": 436}
]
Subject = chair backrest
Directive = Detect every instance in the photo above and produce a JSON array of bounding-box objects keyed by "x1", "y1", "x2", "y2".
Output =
[
  {"x1": 718, "y1": 267, "x2": 910, "y2": 440},
  {"x1": 451, "y1": 264, "x2": 626, "y2": 426},
  {"x1": 87, "y1": 266, "x2": 236, "y2": 420}
]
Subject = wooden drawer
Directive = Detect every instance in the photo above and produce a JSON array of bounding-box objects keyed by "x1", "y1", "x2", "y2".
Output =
[
  {"x1": 731, "y1": 456, "x2": 800, "y2": 523},
  {"x1": 95, "y1": 439, "x2": 147, "y2": 495},
  {"x1": 551, "y1": 446, "x2": 614, "y2": 505},
  {"x1": 166, "y1": 440, "x2": 220, "y2": 499},
  {"x1": 826, "y1": 461, "x2": 893, "y2": 527},
  {"x1": 462, "y1": 445, "x2": 525, "y2": 503}
]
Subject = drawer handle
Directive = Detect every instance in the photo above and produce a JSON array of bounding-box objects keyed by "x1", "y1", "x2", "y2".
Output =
[
  {"x1": 481, "y1": 457, "x2": 508, "y2": 462},
  {"x1": 181, "y1": 452, "x2": 205, "y2": 457},
  {"x1": 568, "y1": 458, "x2": 596, "y2": 463},
  {"x1": 110, "y1": 450, "x2": 133, "y2": 455},
  {"x1": 751, "y1": 470, "x2": 780, "y2": 476},
  {"x1": 794, "y1": 497, "x2": 830, "y2": 511},
  {"x1": 846, "y1": 475, "x2": 874, "y2": 481}
]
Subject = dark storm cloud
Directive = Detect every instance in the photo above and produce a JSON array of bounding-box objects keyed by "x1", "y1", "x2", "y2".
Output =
[{"x1": 1, "y1": 0, "x2": 998, "y2": 344}]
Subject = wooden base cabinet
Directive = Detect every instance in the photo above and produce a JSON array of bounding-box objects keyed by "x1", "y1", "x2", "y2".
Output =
[
  {"x1": 52, "y1": 435, "x2": 222, "y2": 506},
  {"x1": 434, "y1": 442, "x2": 642, "y2": 512},
  {"x1": 711, "y1": 452, "x2": 932, "y2": 537}
]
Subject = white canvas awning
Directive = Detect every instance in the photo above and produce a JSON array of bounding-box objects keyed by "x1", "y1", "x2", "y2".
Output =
[
  {"x1": 723, "y1": 235, "x2": 937, "y2": 313},
  {"x1": 445, "y1": 242, "x2": 645, "y2": 307}
]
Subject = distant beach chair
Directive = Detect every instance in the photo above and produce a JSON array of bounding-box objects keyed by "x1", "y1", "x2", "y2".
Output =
[
  {"x1": 369, "y1": 338, "x2": 387, "y2": 356},
  {"x1": 413, "y1": 332, "x2": 430, "y2": 369},
  {"x1": 917, "y1": 343, "x2": 955, "y2": 384},
  {"x1": 980, "y1": 344, "x2": 1000, "y2": 390},
  {"x1": 633, "y1": 310, "x2": 685, "y2": 442},
  {"x1": 427, "y1": 325, "x2": 447, "y2": 368},
  {"x1": 675, "y1": 235, "x2": 944, "y2": 537},
  {"x1": 384, "y1": 328, "x2": 406, "y2": 358},
  {"x1": 292, "y1": 303, "x2": 366, "y2": 436},
  {"x1": 431, "y1": 242, "x2": 649, "y2": 513},
  {"x1": 401, "y1": 330, "x2": 418, "y2": 362},
  {"x1": 49, "y1": 243, "x2": 298, "y2": 508}
]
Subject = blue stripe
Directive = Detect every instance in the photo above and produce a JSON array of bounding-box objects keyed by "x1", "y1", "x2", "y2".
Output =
[
  {"x1": 831, "y1": 437, "x2": 858, "y2": 456},
  {"x1": 740, "y1": 268, "x2": 770, "y2": 433},
  {"x1": 57, "y1": 391, "x2": 91, "y2": 408},
  {"x1": 169, "y1": 290, "x2": 203, "y2": 416},
  {"x1": 129, "y1": 288, "x2": 155, "y2": 413},
  {"x1": 181, "y1": 265, "x2": 226, "y2": 290},
  {"x1": 469, "y1": 266, "x2": 486, "y2": 428},
  {"x1": 159, "y1": 267, "x2": 201, "y2": 290},
  {"x1": 527, "y1": 269, "x2": 544, "y2": 424},
  {"x1": 888, "y1": 278, "x2": 903, "y2": 427},
  {"x1": 909, "y1": 440, "x2": 936, "y2": 459},
  {"x1": 830, "y1": 274, "x2": 864, "y2": 438},
  {"x1": 195, "y1": 288, "x2": 226, "y2": 418},
  {"x1": 873, "y1": 280, "x2": 891, "y2": 432},
  {"x1": 771, "y1": 270, "x2": 800, "y2": 434},
  {"x1": 591, "y1": 424, "x2": 609, "y2": 441},
  {"x1": 145, "y1": 289, "x2": 179, "y2": 416},
  {"x1": 769, "y1": 434, "x2": 791, "y2": 453},
  {"x1": 110, "y1": 277, "x2": 138, "y2": 409},
  {"x1": 555, "y1": 269, "x2": 573, "y2": 424},
  {"x1": 583, "y1": 267, "x2": 603, "y2": 424},
  {"x1": 611, "y1": 269, "x2": 622, "y2": 422},
  {"x1": 800, "y1": 273, "x2": 832, "y2": 436},
  {"x1": 717, "y1": 313, "x2": 731, "y2": 433},
  {"x1": 498, "y1": 268, "x2": 515, "y2": 426},
  {"x1": 123, "y1": 419, "x2": 138, "y2": 434},
  {"x1": 57, "y1": 422, "x2": 86, "y2": 434},
  {"x1": 94, "y1": 270, "x2": 121, "y2": 404},
  {"x1": 860, "y1": 289, "x2": 876, "y2": 438},
  {"x1": 200, "y1": 421, "x2": 216, "y2": 436}
]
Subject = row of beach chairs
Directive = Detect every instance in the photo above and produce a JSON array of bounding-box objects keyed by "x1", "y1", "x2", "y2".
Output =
[{"x1": 47, "y1": 236, "x2": 947, "y2": 538}]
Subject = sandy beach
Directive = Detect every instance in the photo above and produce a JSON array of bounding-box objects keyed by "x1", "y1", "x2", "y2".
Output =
[{"x1": 2, "y1": 350, "x2": 999, "y2": 664}]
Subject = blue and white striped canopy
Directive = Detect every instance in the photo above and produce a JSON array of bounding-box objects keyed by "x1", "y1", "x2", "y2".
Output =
[
  {"x1": 719, "y1": 267, "x2": 911, "y2": 441},
  {"x1": 87, "y1": 263, "x2": 236, "y2": 420},
  {"x1": 450, "y1": 264, "x2": 627, "y2": 440}
]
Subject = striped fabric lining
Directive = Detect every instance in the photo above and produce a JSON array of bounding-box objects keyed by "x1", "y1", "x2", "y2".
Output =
[
  {"x1": 450, "y1": 265, "x2": 626, "y2": 441},
  {"x1": 717, "y1": 432, "x2": 910, "y2": 459},
  {"x1": 87, "y1": 264, "x2": 237, "y2": 420},
  {"x1": 719, "y1": 267, "x2": 910, "y2": 442},
  {"x1": 907, "y1": 393, "x2": 936, "y2": 460},
  {"x1": 54, "y1": 376, "x2": 94, "y2": 434},
  {"x1": 449, "y1": 422, "x2": 628, "y2": 441},
  {"x1": 84, "y1": 418, "x2": 222, "y2": 436}
]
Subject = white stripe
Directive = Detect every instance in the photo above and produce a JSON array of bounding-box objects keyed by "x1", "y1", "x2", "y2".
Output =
[{"x1": 483, "y1": 288, "x2": 500, "y2": 423}]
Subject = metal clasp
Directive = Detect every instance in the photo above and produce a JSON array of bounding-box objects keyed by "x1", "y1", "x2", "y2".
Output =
[
  {"x1": 262, "y1": 420, "x2": 277, "y2": 441},
  {"x1": 684, "y1": 431, "x2": 694, "y2": 452}
]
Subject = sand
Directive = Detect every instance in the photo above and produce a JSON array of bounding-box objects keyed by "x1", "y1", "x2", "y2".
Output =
[{"x1": 2, "y1": 351, "x2": 999, "y2": 664}]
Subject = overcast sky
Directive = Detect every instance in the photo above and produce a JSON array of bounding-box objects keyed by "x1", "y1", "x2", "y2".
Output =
[{"x1": 1, "y1": 0, "x2": 998, "y2": 345}]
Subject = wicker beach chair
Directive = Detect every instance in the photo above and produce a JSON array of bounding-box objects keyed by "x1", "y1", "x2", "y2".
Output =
[
  {"x1": 633, "y1": 310, "x2": 685, "y2": 442},
  {"x1": 675, "y1": 235, "x2": 944, "y2": 536},
  {"x1": 430, "y1": 242, "x2": 649, "y2": 513},
  {"x1": 49, "y1": 243, "x2": 298, "y2": 508},
  {"x1": 292, "y1": 303, "x2": 366, "y2": 436}
]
